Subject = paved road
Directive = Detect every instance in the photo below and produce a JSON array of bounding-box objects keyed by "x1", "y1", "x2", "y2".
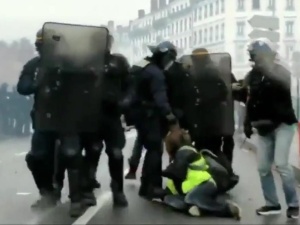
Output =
[{"x1": 0, "y1": 132, "x2": 299, "y2": 224}]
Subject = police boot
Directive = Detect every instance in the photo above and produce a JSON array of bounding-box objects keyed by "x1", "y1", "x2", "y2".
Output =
[
  {"x1": 68, "y1": 169, "x2": 83, "y2": 217},
  {"x1": 125, "y1": 159, "x2": 137, "y2": 180},
  {"x1": 53, "y1": 183, "x2": 63, "y2": 202},
  {"x1": 110, "y1": 180, "x2": 128, "y2": 207},
  {"x1": 82, "y1": 191, "x2": 97, "y2": 207},
  {"x1": 138, "y1": 177, "x2": 149, "y2": 197},
  {"x1": 89, "y1": 166, "x2": 101, "y2": 189},
  {"x1": 31, "y1": 189, "x2": 58, "y2": 210},
  {"x1": 108, "y1": 154, "x2": 128, "y2": 207}
]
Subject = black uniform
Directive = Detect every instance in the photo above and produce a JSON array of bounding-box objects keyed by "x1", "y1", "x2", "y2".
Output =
[
  {"x1": 17, "y1": 56, "x2": 59, "y2": 208},
  {"x1": 80, "y1": 53, "x2": 130, "y2": 207},
  {"x1": 130, "y1": 58, "x2": 175, "y2": 198}
]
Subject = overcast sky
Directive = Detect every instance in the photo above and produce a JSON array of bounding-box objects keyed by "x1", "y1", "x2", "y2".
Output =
[{"x1": 0, "y1": 0, "x2": 150, "y2": 42}]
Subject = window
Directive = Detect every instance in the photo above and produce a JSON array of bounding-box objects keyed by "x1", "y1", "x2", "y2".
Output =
[
  {"x1": 180, "y1": 38, "x2": 183, "y2": 48},
  {"x1": 216, "y1": 0, "x2": 219, "y2": 14},
  {"x1": 184, "y1": 37, "x2": 187, "y2": 48},
  {"x1": 286, "y1": 21, "x2": 294, "y2": 36},
  {"x1": 199, "y1": 30, "x2": 202, "y2": 44},
  {"x1": 285, "y1": 45, "x2": 294, "y2": 60},
  {"x1": 235, "y1": 44, "x2": 245, "y2": 63},
  {"x1": 204, "y1": 29, "x2": 207, "y2": 43},
  {"x1": 184, "y1": 18, "x2": 188, "y2": 31},
  {"x1": 237, "y1": 21, "x2": 245, "y2": 36},
  {"x1": 193, "y1": 10, "x2": 197, "y2": 21},
  {"x1": 198, "y1": 7, "x2": 202, "y2": 20},
  {"x1": 175, "y1": 22, "x2": 178, "y2": 33},
  {"x1": 215, "y1": 25, "x2": 219, "y2": 40},
  {"x1": 268, "y1": 0, "x2": 275, "y2": 10},
  {"x1": 237, "y1": 0, "x2": 245, "y2": 11},
  {"x1": 221, "y1": 0, "x2": 224, "y2": 13},
  {"x1": 189, "y1": 17, "x2": 192, "y2": 28},
  {"x1": 209, "y1": 3, "x2": 213, "y2": 16},
  {"x1": 252, "y1": 0, "x2": 260, "y2": 10},
  {"x1": 204, "y1": 5, "x2": 207, "y2": 18},
  {"x1": 209, "y1": 27, "x2": 213, "y2": 42},
  {"x1": 193, "y1": 31, "x2": 197, "y2": 45},
  {"x1": 221, "y1": 23, "x2": 224, "y2": 39},
  {"x1": 286, "y1": 0, "x2": 294, "y2": 10},
  {"x1": 180, "y1": 20, "x2": 183, "y2": 32},
  {"x1": 189, "y1": 36, "x2": 192, "y2": 47}
]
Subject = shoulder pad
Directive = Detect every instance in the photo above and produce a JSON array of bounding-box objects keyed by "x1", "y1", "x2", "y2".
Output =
[{"x1": 134, "y1": 59, "x2": 150, "y2": 68}]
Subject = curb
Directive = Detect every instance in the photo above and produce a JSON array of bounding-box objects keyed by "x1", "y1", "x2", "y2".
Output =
[{"x1": 241, "y1": 138, "x2": 300, "y2": 185}]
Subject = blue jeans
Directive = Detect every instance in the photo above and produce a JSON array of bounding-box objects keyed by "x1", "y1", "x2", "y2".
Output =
[{"x1": 257, "y1": 123, "x2": 299, "y2": 207}]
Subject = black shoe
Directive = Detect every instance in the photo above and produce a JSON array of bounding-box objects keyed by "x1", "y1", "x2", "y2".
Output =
[
  {"x1": 125, "y1": 170, "x2": 136, "y2": 180},
  {"x1": 69, "y1": 202, "x2": 83, "y2": 218},
  {"x1": 92, "y1": 179, "x2": 101, "y2": 189},
  {"x1": 256, "y1": 205, "x2": 281, "y2": 216},
  {"x1": 287, "y1": 207, "x2": 299, "y2": 219},
  {"x1": 82, "y1": 192, "x2": 97, "y2": 206},
  {"x1": 112, "y1": 192, "x2": 128, "y2": 207},
  {"x1": 138, "y1": 183, "x2": 148, "y2": 197}
]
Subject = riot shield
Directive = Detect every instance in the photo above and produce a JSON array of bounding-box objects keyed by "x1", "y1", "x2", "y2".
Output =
[
  {"x1": 35, "y1": 22, "x2": 109, "y2": 133},
  {"x1": 177, "y1": 53, "x2": 234, "y2": 137}
]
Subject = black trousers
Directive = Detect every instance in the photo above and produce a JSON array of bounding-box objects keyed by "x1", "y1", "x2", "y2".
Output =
[
  {"x1": 98, "y1": 115, "x2": 126, "y2": 192},
  {"x1": 135, "y1": 115, "x2": 165, "y2": 188},
  {"x1": 222, "y1": 135, "x2": 234, "y2": 164},
  {"x1": 26, "y1": 130, "x2": 58, "y2": 194},
  {"x1": 128, "y1": 131, "x2": 143, "y2": 170}
]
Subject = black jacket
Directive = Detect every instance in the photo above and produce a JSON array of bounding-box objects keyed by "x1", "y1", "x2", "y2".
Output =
[{"x1": 246, "y1": 63, "x2": 297, "y2": 125}]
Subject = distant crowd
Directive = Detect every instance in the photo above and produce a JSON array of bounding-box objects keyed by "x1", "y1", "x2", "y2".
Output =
[{"x1": 0, "y1": 83, "x2": 33, "y2": 138}]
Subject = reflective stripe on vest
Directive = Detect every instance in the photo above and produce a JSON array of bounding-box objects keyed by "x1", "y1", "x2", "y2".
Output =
[{"x1": 166, "y1": 157, "x2": 212, "y2": 195}]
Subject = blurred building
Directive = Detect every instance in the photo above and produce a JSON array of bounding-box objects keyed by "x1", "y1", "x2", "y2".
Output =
[{"x1": 127, "y1": 0, "x2": 299, "y2": 78}]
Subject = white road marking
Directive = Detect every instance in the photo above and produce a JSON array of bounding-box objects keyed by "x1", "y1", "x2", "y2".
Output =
[
  {"x1": 25, "y1": 131, "x2": 138, "y2": 225},
  {"x1": 73, "y1": 153, "x2": 145, "y2": 225},
  {"x1": 16, "y1": 192, "x2": 31, "y2": 196},
  {"x1": 14, "y1": 152, "x2": 27, "y2": 157}
]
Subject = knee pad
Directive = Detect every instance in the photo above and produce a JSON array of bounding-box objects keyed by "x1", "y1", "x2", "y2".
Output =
[
  {"x1": 107, "y1": 148, "x2": 123, "y2": 160},
  {"x1": 61, "y1": 146, "x2": 81, "y2": 159},
  {"x1": 90, "y1": 141, "x2": 103, "y2": 155}
]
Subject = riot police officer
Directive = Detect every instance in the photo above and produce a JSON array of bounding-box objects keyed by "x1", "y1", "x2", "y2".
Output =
[
  {"x1": 17, "y1": 29, "x2": 59, "y2": 209},
  {"x1": 128, "y1": 41, "x2": 181, "y2": 199},
  {"x1": 81, "y1": 34, "x2": 129, "y2": 207}
]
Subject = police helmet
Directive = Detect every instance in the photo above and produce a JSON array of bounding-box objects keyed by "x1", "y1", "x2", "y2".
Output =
[
  {"x1": 148, "y1": 41, "x2": 177, "y2": 55},
  {"x1": 248, "y1": 38, "x2": 276, "y2": 61},
  {"x1": 35, "y1": 29, "x2": 42, "y2": 44}
]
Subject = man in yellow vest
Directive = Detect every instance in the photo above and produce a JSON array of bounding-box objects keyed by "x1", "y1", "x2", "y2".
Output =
[{"x1": 163, "y1": 130, "x2": 241, "y2": 220}]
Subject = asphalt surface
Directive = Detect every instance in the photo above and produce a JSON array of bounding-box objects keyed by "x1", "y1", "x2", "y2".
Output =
[{"x1": 0, "y1": 132, "x2": 299, "y2": 224}]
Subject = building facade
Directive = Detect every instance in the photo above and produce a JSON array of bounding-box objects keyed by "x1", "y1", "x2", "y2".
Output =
[{"x1": 128, "y1": 0, "x2": 299, "y2": 78}]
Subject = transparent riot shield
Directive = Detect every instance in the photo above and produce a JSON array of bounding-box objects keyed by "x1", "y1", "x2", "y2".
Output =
[
  {"x1": 35, "y1": 22, "x2": 109, "y2": 133},
  {"x1": 177, "y1": 53, "x2": 234, "y2": 137}
]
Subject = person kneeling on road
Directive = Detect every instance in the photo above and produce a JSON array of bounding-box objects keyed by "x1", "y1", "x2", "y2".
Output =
[{"x1": 162, "y1": 129, "x2": 241, "y2": 220}]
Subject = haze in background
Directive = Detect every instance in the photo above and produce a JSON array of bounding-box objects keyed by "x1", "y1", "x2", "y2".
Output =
[{"x1": 0, "y1": 0, "x2": 150, "y2": 42}]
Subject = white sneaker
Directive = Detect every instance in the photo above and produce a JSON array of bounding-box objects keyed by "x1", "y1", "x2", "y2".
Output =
[{"x1": 188, "y1": 205, "x2": 201, "y2": 217}]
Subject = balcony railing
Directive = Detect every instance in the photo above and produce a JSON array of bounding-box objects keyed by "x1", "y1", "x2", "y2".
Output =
[
  {"x1": 169, "y1": 6, "x2": 192, "y2": 19},
  {"x1": 152, "y1": 17, "x2": 169, "y2": 30},
  {"x1": 129, "y1": 25, "x2": 152, "y2": 38}
]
